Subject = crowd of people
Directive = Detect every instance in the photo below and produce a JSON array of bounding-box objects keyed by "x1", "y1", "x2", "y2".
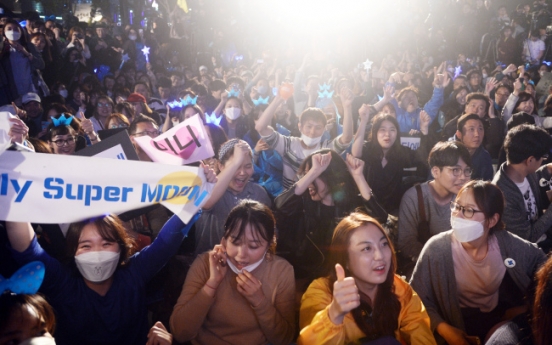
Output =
[{"x1": 4, "y1": 0, "x2": 552, "y2": 344}]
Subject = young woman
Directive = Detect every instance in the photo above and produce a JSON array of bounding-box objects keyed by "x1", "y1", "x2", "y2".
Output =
[
  {"x1": 502, "y1": 77, "x2": 541, "y2": 127},
  {"x1": 274, "y1": 149, "x2": 388, "y2": 280},
  {"x1": 170, "y1": 200, "x2": 295, "y2": 345},
  {"x1": 5, "y1": 183, "x2": 213, "y2": 345},
  {"x1": 299, "y1": 212, "x2": 436, "y2": 345},
  {"x1": 410, "y1": 181, "x2": 547, "y2": 345},
  {"x1": 352, "y1": 113, "x2": 430, "y2": 215},
  {"x1": 194, "y1": 139, "x2": 272, "y2": 255},
  {"x1": 218, "y1": 95, "x2": 249, "y2": 139},
  {"x1": 90, "y1": 95, "x2": 115, "y2": 132},
  {"x1": 45, "y1": 114, "x2": 87, "y2": 155},
  {"x1": 105, "y1": 113, "x2": 130, "y2": 129}
]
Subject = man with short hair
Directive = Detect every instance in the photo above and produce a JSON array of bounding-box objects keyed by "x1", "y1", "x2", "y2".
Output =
[
  {"x1": 398, "y1": 141, "x2": 472, "y2": 269},
  {"x1": 455, "y1": 113, "x2": 493, "y2": 180},
  {"x1": 255, "y1": 89, "x2": 354, "y2": 189},
  {"x1": 522, "y1": 29, "x2": 545, "y2": 66},
  {"x1": 492, "y1": 124, "x2": 552, "y2": 246},
  {"x1": 19, "y1": 92, "x2": 44, "y2": 138},
  {"x1": 494, "y1": 84, "x2": 511, "y2": 114},
  {"x1": 128, "y1": 115, "x2": 160, "y2": 162}
]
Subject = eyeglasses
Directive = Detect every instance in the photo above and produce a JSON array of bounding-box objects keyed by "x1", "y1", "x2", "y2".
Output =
[
  {"x1": 539, "y1": 154, "x2": 549, "y2": 160},
  {"x1": 132, "y1": 130, "x2": 160, "y2": 137},
  {"x1": 50, "y1": 136, "x2": 76, "y2": 147},
  {"x1": 110, "y1": 124, "x2": 128, "y2": 129},
  {"x1": 450, "y1": 201, "x2": 484, "y2": 219},
  {"x1": 445, "y1": 166, "x2": 473, "y2": 177},
  {"x1": 97, "y1": 102, "x2": 112, "y2": 108}
]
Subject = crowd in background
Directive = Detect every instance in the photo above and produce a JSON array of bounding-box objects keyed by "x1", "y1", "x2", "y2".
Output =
[{"x1": 4, "y1": 0, "x2": 552, "y2": 344}]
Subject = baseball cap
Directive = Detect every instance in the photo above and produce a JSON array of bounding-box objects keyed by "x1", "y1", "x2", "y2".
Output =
[{"x1": 22, "y1": 93, "x2": 41, "y2": 104}]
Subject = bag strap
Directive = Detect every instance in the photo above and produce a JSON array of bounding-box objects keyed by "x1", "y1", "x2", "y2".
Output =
[{"x1": 415, "y1": 184, "x2": 426, "y2": 223}]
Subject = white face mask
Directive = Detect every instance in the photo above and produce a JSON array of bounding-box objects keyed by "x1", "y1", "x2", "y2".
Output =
[
  {"x1": 226, "y1": 251, "x2": 267, "y2": 274},
  {"x1": 59, "y1": 90, "x2": 68, "y2": 98},
  {"x1": 74, "y1": 251, "x2": 120, "y2": 282},
  {"x1": 128, "y1": 34, "x2": 137, "y2": 41},
  {"x1": 225, "y1": 107, "x2": 241, "y2": 120},
  {"x1": 5, "y1": 30, "x2": 21, "y2": 41},
  {"x1": 451, "y1": 216, "x2": 485, "y2": 242},
  {"x1": 301, "y1": 134, "x2": 323, "y2": 147}
]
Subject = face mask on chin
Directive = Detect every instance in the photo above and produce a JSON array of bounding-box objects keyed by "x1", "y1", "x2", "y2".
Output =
[
  {"x1": 74, "y1": 251, "x2": 120, "y2": 282},
  {"x1": 226, "y1": 251, "x2": 267, "y2": 274},
  {"x1": 301, "y1": 134, "x2": 322, "y2": 147},
  {"x1": 451, "y1": 216, "x2": 485, "y2": 242}
]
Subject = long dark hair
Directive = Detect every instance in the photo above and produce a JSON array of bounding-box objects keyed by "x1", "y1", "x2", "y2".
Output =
[
  {"x1": 326, "y1": 212, "x2": 400, "y2": 340},
  {"x1": 366, "y1": 114, "x2": 401, "y2": 160},
  {"x1": 298, "y1": 149, "x2": 358, "y2": 205}
]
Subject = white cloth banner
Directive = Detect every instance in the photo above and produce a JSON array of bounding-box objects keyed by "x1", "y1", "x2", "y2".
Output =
[
  {"x1": 134, "y1": 115, "x2": 214, "y2": 165},
  {"x1": 0, "y1": 150, "x2": 213, "y2": 223}
]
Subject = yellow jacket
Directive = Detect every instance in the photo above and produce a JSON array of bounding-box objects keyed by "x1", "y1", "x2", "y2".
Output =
[{"x1": 298, "y1": 275, "x2": 436, "y2": 345}]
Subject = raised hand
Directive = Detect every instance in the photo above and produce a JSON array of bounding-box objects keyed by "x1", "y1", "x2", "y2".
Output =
[
  {"x1": 358, "y1": 104, "x2": 371, "y2": 123},
  {"x1": 383, "y1": 84, "x2": 395, "y2": 101},
  {"x1": 340, "y1": 87, "x2": 354, "y2": 108},
  {"x1": 229, "y1": 141, "x2": 250, "y2": 167},
  {"x1": 207, "y1": 244, "x2": 228, "y2": 291},
  {"x1": 419, "y1": 110, "x2": 431, "y2": 134},
  {"x1": 485, "y1": 77, "x2": 498, "y2": 96},
  {"x1": 236, "y1": 269, "x2": 266, "y2": 307},
  {"x1": 310, "y1": 152, "x2": 332, "y2": 174},
  {"x1": 8, "y1": 117, "x2": 28, "y2": 144},
  {"x1": 328, "y1": 264, "x2": 360, "y2": 325},
  {"x1": 254, "y1": 138, "x2": 269, "y2": 152},
  {"x1": 200, "y1": 161, "x2": 217, "y2": 184},
  {"x1": 346, "y1": 153, "x2": 365, "y2": 177}
]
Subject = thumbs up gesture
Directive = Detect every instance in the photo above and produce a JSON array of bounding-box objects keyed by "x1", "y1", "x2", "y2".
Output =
[{"x1": 328, "y1": 263, "x2": 361, "y2": 325}]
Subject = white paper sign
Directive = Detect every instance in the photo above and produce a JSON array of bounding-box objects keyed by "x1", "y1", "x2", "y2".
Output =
[
  {"x1": 400, "y1": 136, "x2": 421, "y2": 150},
  {"x1": 134, "y1": 115, "x2": 214, "y2": 165}
]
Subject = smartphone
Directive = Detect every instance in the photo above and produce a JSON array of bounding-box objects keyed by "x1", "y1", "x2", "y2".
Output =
[
  {"x1": 257, "y1": 59, "x2": 264, "y2": 64},
  {"x1": 519, "y1": 77, "x2": 526, "y2": 91}
]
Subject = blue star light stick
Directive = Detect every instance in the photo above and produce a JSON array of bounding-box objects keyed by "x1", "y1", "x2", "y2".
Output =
[
  {"x1": 119, "y1": 53, "x2": 130, "y2": 70},
  {"x1": 141, "y1": 46, "x2": 150, "y2": 63}
]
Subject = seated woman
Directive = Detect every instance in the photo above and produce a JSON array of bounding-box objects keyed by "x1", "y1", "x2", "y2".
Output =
[
  {"x1": 275, "y1": 150, "x2": 387, "y2": 281},
  {"x1": 299, "y1": 212, "x2": 436, "y2": 345},
  {"x1": 194, "y1": 139, "x2": 272, "y2": 255},
  {"x1": 352, "y1": 112, "x2": 430, "y2": 215},
  {"x1": 170, "y1": 200, "x2": 295, "y2": 345},
  {"x1": 45, "y1": 114, "x2": 87, "y2": 155},
  {"x1": 410, "y1": 180, "x2": 547, "y2": 345},
  {"x1": 5, "y1": 179, "x2": 212, "y2": 344},
  {"x1": 502, "y1": 77, "x2": 541, "y2": 128}
]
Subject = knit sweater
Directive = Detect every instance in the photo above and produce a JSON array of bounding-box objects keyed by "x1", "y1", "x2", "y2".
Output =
[
  {"x1": 170, "y1": 252, "x2": 296, "y2": 345},
  {"x1": 492, "y1": 163, "x2": 552, "y2": 242},
  {"x1": 410, "y1": 230, "x2": 546, "y2": 344}
]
